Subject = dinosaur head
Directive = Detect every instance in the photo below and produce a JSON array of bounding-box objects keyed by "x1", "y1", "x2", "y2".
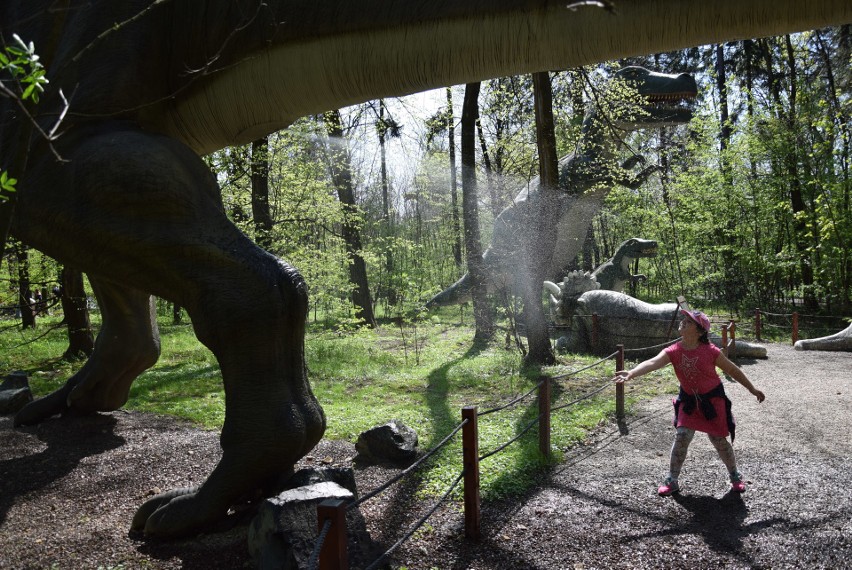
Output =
[
  {"x1": 611, "y1": 66, "x2": 697, "y2": 128},
  {"x1": 618, "y1": 237, "x2": 659, "y2": 260}
]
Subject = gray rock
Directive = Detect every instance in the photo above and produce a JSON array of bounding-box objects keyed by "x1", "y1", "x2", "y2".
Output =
[
  {"x1": 0, "y1": 371, "x2": 29, "y2": 390},
  {"x1": 286, "y1": 466, "x2": 358, "y2": 499},
  {"x1": 355, "y1": 420, "x2": 418, "y2": 464},
  {"x1": 248, "y1": 482, "x2": 354, "y2": 569},
  {"x1": 0, "y1": 372, "x2": 32, "y2": 414}
]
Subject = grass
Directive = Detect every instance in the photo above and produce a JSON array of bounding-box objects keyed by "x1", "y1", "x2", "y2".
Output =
[{"x1": 0, "y1": 311, "x2": 677, "y2": 502}]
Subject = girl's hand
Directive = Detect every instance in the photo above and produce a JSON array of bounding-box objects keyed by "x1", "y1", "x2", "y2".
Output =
[
  {"x1": 613, "y1": 370, "x2": 630, "y2": 384},
  {"x1": 752, "y1": 389, "x2": 766, "y2": 403}
]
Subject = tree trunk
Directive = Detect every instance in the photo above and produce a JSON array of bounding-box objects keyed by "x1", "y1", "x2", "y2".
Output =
[
  {"x1": 813, "y1": 29, "x2": 852, "y2": 311},
  {"x1": 60, "y1": 266, "x2": 94, "y2": 359},
  {"x1": 322, "y1": 110, "x2": 377, "y2": 327},
  {"x1": 447, "y1": 87, "x2": 463, "y2": 267},
  {"x1": 15, "y1": 242, "x2": 35, "y2": 329},
  {"x1": 378, "y1": 99, "x2": 397, "y2": 305},
  {"x1": 461, "y1": 82, "x2": 493, "y2": 343},
  {"x1": 783, "y1": 35, "x2": 819, "y2": 312},
  {"x1": 523, "y1": 71, "x2": 558, "y2": 366},
  {"x1": 715, "y1": 43, "x2": 740, "y2": 308},
  {"x1": 250, "y1": 136, "x2": 273, "y2": 251}
]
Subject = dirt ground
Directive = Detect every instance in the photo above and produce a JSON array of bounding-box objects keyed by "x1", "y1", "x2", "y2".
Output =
[{"x1": 1, "y1": 342, "x2": 851, "y2": 569}]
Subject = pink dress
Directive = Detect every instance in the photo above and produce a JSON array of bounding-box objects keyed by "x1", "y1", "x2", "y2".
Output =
[{"x1": 664, "y1": 342, "x2": 733, "y2": 438}]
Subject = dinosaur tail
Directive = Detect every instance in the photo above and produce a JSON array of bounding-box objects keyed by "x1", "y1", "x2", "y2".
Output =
[{"x1": 425, "y1": 273, "x2": 473, "y2": 309}]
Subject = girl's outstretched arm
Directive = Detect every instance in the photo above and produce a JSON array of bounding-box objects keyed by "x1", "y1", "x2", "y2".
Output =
[
  {"x1": 716, "y1": 353, "x2": 766, "y2": 402},
  {"x1": 613, "y1": 350, "x2": 671, "y2": 383}
]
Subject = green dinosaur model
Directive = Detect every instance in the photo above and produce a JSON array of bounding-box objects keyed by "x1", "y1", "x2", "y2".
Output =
[
  {"x1": 2, "y1": 0, "x2": 850, "y2": 539},
  {"x1": 592, "y1": 237, "x2": 658, "y2": 292},
  {"x1": 425, "y1": 68, "x2": 688, "y2": 308}
]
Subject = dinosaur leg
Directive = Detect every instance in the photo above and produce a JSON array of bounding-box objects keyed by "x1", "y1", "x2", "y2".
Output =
[
  {"x1": 14, "y1": 278, "x2": 160, "y2": 425},
  {"x1": 13, "y1": 124, "x2": 326, "y2": 537}
]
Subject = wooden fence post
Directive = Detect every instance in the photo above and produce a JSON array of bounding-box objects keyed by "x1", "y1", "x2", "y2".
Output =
[
  {"x1": 721, "y1": 324, "x2": 729, "y2": 358},
  {"x1": 538, "y1": 375, "x2": 551, "y2": 458},
  {"x1": 616, "y1": 344, "x2": 625, "y2": 421},
  {"x1": 792, "y1": 312, "x2": 799, "y2": 345},
  {"x1": 318, "y1": 499, "x2": 348, "y2": 570},
  {"x1": 462, "y1": 406, "x2": 481, "y2": 541},
  {"x1": 754, "y1": 309, "x2": 762, "y2": 342}
]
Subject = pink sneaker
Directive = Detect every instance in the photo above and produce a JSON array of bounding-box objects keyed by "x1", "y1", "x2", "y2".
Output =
[
  {"x1": 658, "y1": 477, "x2": 680, "y2": 496},
  {"x1": 730, "y1": 470, "x2": 747, "y2": 493}
]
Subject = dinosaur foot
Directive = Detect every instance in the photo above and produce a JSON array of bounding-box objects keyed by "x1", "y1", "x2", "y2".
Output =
[
  {"x1": 131, "y1": 450, "x2": 290, "y2": 538},
  {"x1": 131, "y1": 486, "x2": 213, "y2": 538},
  {"x1": 14, "y1": 384, "x2": 74, "y2": 426}
]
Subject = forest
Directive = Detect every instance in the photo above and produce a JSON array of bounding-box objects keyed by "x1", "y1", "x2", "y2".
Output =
[{"x1": 3, "y1": 27, "x2": 851, "y2": 343}]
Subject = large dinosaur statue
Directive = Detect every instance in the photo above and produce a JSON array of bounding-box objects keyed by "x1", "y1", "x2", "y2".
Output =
[
  {"x1": 544, "y1": 276, "x2": 768, "y2": 359},
  {"x1": 425, "y1": 67, "x2": 694, "y2": 308},
  {"x1": 591, "y1": 237, "x2": 658, "y2": 292},
  {"x1": 2, "y1": 1, "x2": 850, "y2": 539}
]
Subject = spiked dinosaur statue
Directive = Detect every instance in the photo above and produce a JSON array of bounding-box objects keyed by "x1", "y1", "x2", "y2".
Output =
[
  {"x1": 425, "y1": 68, "x2": 694, "y2": 308},
  {"x1": 544, "y1": 274, "x2": 769, "y2": 359},
  {"x1": 2, "y1": 1, "x2": 850, "y2": 539}
]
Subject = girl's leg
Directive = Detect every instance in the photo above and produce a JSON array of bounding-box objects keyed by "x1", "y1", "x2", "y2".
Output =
[
  {"x1": 668, "y1": 427, "x2": 695, "y2": 481},
  {"x1": 660, "y1": 427, "x2": 695, "y2": 495},
  {"x1": 708, "y1": 434, "x2": 744, "y2": 485},
  {"x1": 708, "y1": 434, "x2": 737, "y2": 472}
]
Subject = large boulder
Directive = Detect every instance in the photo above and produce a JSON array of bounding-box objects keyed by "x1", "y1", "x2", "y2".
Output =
[
  {"x1": 355, "y1": 420, "x2": 418, "y2": 464},
  {"x1": 549, "y1": 289, "x2": 768, "y2": 359}
]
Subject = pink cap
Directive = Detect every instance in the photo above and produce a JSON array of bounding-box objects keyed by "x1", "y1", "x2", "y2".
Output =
[{"x1": 680, "y1": 309, "x2": 710, "y2": 332}]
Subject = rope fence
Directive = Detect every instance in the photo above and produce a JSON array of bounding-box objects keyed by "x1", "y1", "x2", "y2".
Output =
[
  {"x1": 308, "y1": 342, "x2": 641, "y2": 569},
  {"x1": 753, "y1": 308, "x2": 850, "y2": 345},
  {"x1": 309, "y1": 302, "x2": 850, "y2": 567},
  {"x1": 3, "y1": 297, "x2": 844, "y2": 569}
]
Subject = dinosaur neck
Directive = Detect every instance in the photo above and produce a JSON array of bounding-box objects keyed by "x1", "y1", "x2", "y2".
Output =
[
  {"x1": 145, "y1": 0, "x2": 852, "y2": 153},
  {"x1": 559, "y1": 110, "x2": 624, "y2": 191},
  {"x1": 4, "y1": 1, "x2": 850, "y2": 155}
]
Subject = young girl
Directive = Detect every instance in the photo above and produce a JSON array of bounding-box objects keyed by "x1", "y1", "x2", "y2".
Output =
[{"x1": 613, "y1": 310, "x2": 766, "y2": 495}]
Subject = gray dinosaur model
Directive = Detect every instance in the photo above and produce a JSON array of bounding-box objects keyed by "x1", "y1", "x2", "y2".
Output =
[
  {"x1": 794, "y1": 323, "x2": 852, "y2": 352},
  {"x1": 544, "y1": 278, "x2": 767, "y2": 359},
  {"x1": 3, "y1": 0, "x2": 848, "y2": 539},
  {"x1": 426, "y1": 67, "x2": 695, "y2": 308},
  {"x1": 592, "y1": 238, "x2": 658, "y2": 292}
]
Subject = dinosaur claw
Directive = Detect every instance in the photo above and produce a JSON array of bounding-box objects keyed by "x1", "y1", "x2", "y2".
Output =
[
  {"x1": 132, "y1": 486, "x2": 215, "y2": 538},
  {"x1": 13, "y1": 386, "x2": 73, "y2": 426}
]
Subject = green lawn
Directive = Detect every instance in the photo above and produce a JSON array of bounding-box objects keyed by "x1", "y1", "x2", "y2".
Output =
[{"x1": 0, "y1": 313, "x2": 676, "y2": 501}]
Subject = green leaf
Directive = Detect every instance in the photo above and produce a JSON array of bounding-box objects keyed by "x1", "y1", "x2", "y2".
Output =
[{"x1": 1, "y1": 170, "x2": 18, "y2": 192}]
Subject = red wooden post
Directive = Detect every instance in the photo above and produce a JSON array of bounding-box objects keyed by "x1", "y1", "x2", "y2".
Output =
[
  {"x1": 592, "y1": 313, "x2": 599, "y2": 349},
  {"x1": 318, "y1": 499, "x2": 348, "y2": 570},
  {"x1": 461, "y1": 406, "x2": 481, "y2": 541},
  {"x1": 721, "y1": 324, "x2": 729, "y2": 357},
  {"x1": 538, "y1": 375, "x2": 551, "y2": 458},
  {"x1": 616, "y1": 344, "x2": 625, "y2": 421},
  {"x1": 792, "y1": 312, "x2": 799, "y2": 345},
  {"x1": 754, "y1": 308, "x2": 762, "y2": 342}
]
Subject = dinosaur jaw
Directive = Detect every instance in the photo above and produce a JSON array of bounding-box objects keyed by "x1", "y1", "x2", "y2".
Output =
[
  {"x1": 641, "y1": 104, "x2": 694, "y2": 126},
  {"x1": 612, "y1": 66, "x2": 698, "y2": 129},
  {"x1": 638, "y1": 245, "x2": 659, "y2": 258}
]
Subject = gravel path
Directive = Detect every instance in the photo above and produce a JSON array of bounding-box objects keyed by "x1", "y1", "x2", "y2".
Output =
[{"x1": 1, "y1": 342, "x2": 850, "y2": 569}]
